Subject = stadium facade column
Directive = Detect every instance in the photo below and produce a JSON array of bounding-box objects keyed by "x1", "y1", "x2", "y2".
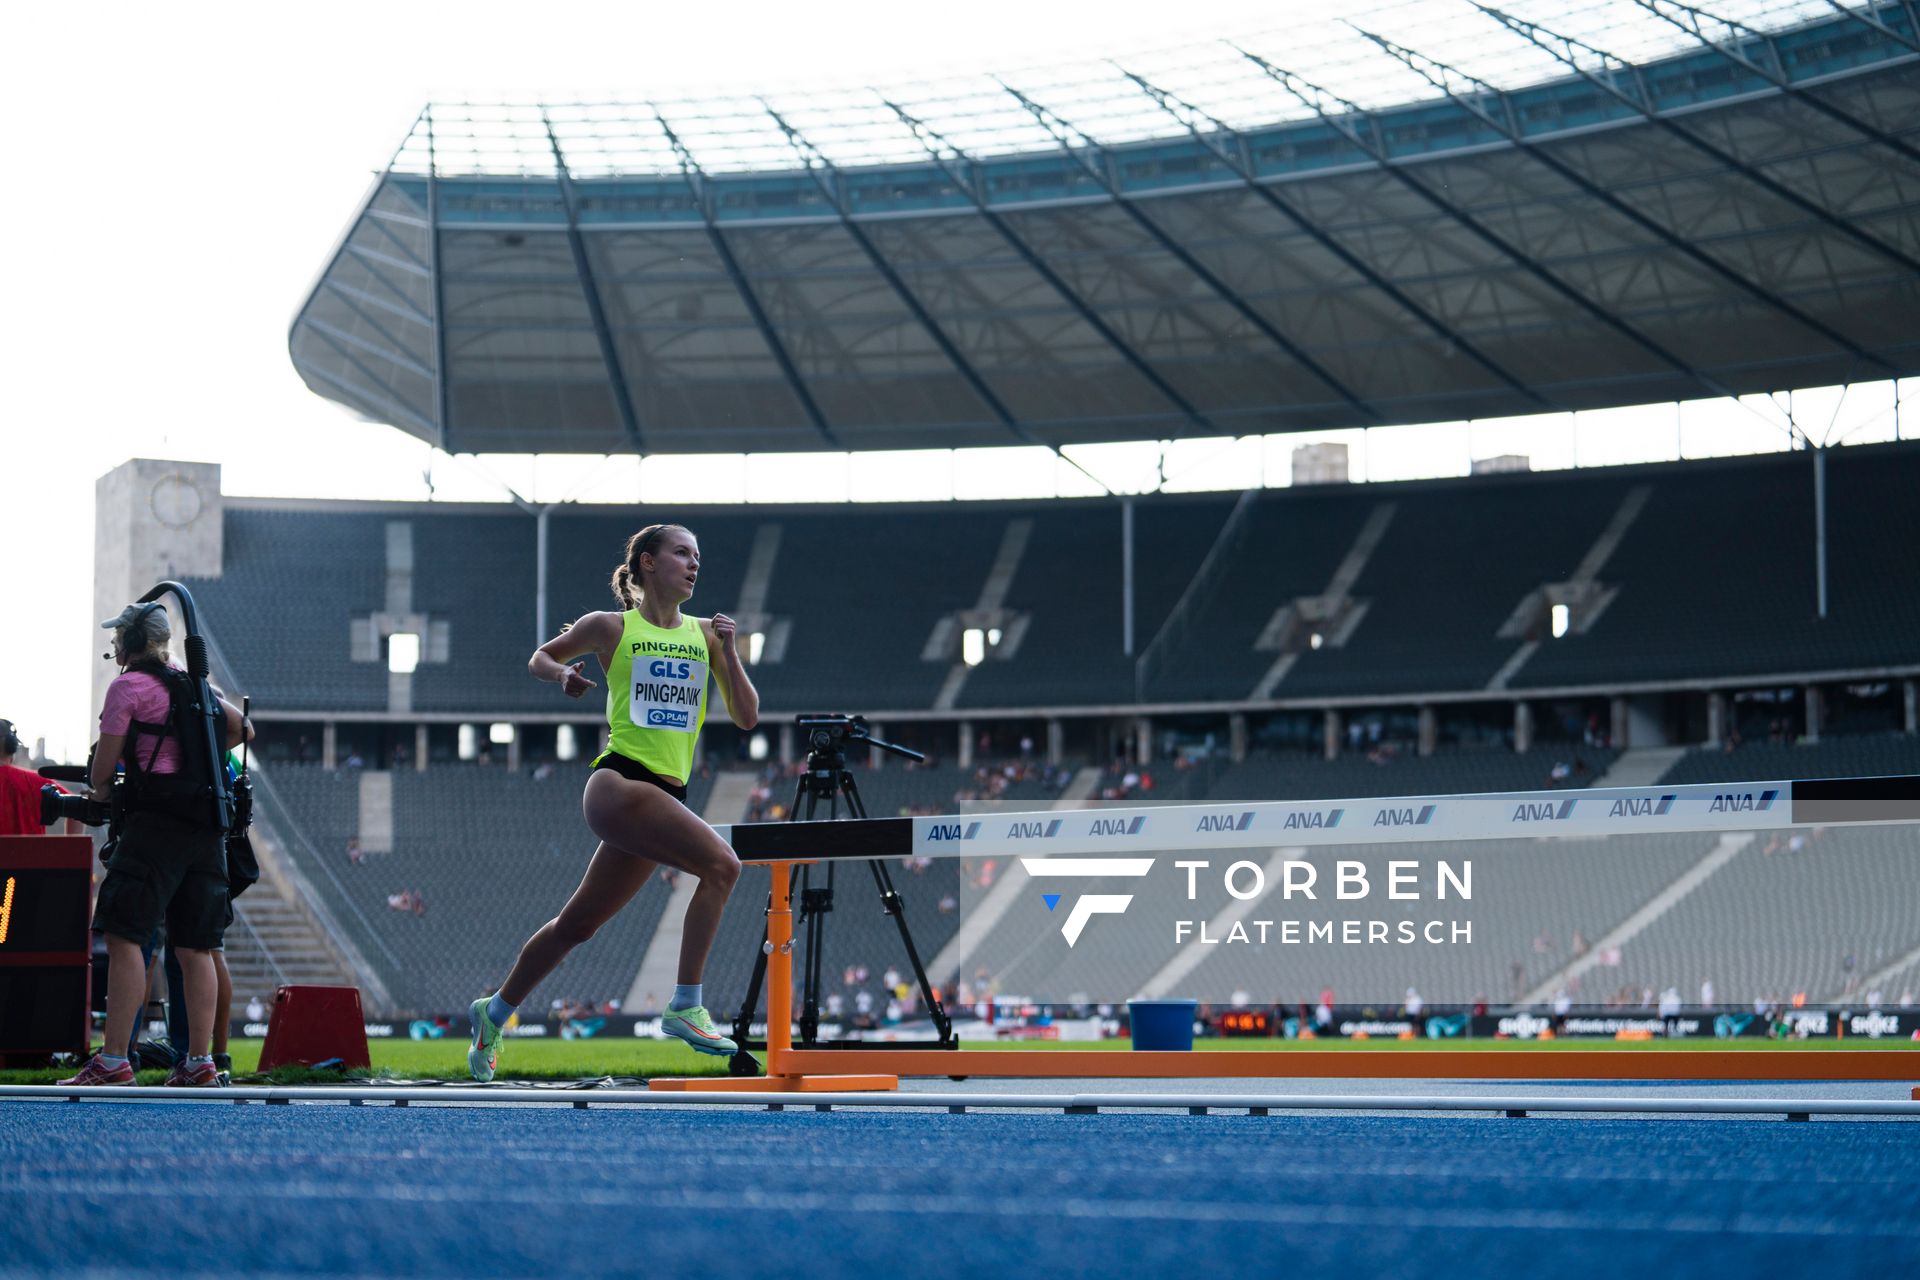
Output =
[
  {"x1": 505, "y1": 726, "x2": 521, "y2": 772},
  {"x1": 868, "y1": 723, "x2": 885, "y2": 770},
  {"x1": 1805, "y1": 686, "x2": 1825, "y2": 744},
  {"x1": 958, "y1": 721, "x2": 974, "y2": 769},
  {"x1": 414, "y1": 725, "x2": 428, "y2": 773},
  {"x1": 1418, "y1": 706, "x2": 1438, "y2": 758},
  {"x1": 1133, "y1": 716, "x2": 1152, "y2": 767},
  {"x1": 1322, "y1": 710, "x2": 1341, "y2": 762},
  {"x1": 91, "y1": 460, "x2": 224, "y2": 723},
  {"x1": 1228, "y1": 714, "x2": 1247, "y2": 764},
  {"x1": 1905, "y1": 680, "x2": 1918, "y2": 735},
  {"x1": 1046, "y1": 719, "x2": 1064, "y2": 766},
  {"x1": 322, "y1": 722, "x2": 337, "y2": 771},
  {"x1": 777, "y1": 723, "x2": 795, "y2": 765},
  {"x1": 1610, "y1": 697, "x2": 1630, "y2": 751},
  {"x1": 1514, "y1": 702, "x2": 1534, "y2": 754},
  {"x1": 1707, "y1": 692, "x2": 1728, "y2": 749}
]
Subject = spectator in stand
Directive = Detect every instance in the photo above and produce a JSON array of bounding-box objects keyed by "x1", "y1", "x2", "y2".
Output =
[
  {"x1": 1700, "y1": 979, "x2": 1715, "y2": 1010},
  {"x1": 1553, "y1": 989, "x2": 1573, "y2": 1018},
  {"x1": 346, "y1": 835, "x2": 364, "y2": 866},
  {"x1": 246, "y1": 995, "x2": 266, "y2": 1023}
]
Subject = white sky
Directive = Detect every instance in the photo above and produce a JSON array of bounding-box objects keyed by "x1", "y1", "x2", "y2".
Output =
[{"x1": 0, "y1": 1, "x2": 1909, "y2": 761}]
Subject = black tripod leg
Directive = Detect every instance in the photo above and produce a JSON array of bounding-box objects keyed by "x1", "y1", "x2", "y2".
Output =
[
  {"x1": 866, "y1": 858, "x2": 955, "y2": 1048},
  {"x1": 838, "y1": 769, "x2": 954, "y2": 1048}
]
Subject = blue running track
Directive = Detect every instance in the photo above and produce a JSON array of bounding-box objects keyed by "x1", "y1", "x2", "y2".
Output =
[{"x1": 2, "y1": 1103, "x2": 1917, "y2": 1277}]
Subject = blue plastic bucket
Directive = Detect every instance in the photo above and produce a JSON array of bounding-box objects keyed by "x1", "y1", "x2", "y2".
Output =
[{"x1": 1128, "y1": 999, "x2": 1198, "y2": 1051}]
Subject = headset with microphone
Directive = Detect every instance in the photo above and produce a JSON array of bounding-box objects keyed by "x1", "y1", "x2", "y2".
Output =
[
  {"x1": 105, "y1": 601, "x2": 165, "y2": 662},
  {"x1": 0, "y1": 718, "x2": 18, "y2": 759}
]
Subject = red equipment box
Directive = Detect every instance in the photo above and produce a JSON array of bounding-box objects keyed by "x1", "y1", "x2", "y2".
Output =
[{"x1": 258, "y1": 984, "x2": 372, "y2": 1071}]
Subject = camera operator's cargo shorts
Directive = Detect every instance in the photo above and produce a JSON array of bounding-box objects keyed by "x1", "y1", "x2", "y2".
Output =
[{"x1": 93, "y1": 811, "x2": 231, "y2": 950}]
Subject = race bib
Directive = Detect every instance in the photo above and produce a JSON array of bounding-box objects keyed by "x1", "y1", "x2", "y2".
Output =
[{"x1": 632, "y1": 657, "x2": 707, "y2": 733}]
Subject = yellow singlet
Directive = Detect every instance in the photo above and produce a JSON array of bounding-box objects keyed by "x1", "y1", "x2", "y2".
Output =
[{"x1": 595, "y1": 609, "x2": 709, "y2": 782}]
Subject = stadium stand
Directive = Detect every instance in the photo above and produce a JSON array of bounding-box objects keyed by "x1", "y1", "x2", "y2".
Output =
[
  {"x1": 191, "y1": 444, "x2": 1920, "y2": 719},
  {"x1": 758, "y1": 506, "x2": 995, "y2": 713},
  {"x1": 959, "y1": 497, "x2": 1230, "y2": 707},
  {"x1": 186, "y1": 507, "x2": 389, "y2": 711},
  {"x1": 1512, "y1": 446, "x2": 1920, "y2": 688},
  {"x1": 1138, "y1": 489, "x2": 1371, "y2": 704},
  {"x1": 1596, "y1": 825, "x2": 1920, "y2": 1006},
  {"x1": 1657, "y1": 735, "x2": 1920, "y2": 787},
  {"x1": 411, "y1": 514, "x2": 541, "y2": 713},
  {"x1": 1274, "y1": 471, "x2": 1632, "y2": 698},
  {"x1": 1204, "y1": 744, "x2": 1618, "y2": 802}
]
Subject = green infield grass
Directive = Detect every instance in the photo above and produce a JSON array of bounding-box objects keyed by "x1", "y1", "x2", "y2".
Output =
[{"x1": 2, "y1": 1031, "x2": 1910, "y2": 1087}]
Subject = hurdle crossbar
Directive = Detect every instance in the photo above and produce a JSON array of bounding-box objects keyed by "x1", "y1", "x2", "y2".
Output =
[{"x1": 652, "y1": 774, "x2": 1920, "y2": 1093}]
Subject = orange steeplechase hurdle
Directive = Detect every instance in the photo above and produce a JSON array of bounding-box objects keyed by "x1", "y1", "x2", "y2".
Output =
[{"x1": 647, "y1": 861, "x2": 1918, "y2": 1094}]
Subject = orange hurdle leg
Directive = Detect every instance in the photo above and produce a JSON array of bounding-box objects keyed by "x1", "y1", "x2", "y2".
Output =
[{"x1": 651, "y1": 860, "x2": 897, "y2": 1093}]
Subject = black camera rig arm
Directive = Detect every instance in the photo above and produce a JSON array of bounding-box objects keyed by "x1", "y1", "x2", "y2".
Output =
[{"x1": 139, "y1": 580, "x2": 236, "y2": 833}]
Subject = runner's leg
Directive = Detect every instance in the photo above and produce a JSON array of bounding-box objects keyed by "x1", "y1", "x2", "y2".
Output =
[
  {"x1": 581, "y1": 771, "x2": 740, "y2": 985},
  {"x1": 497, "y1": 841, "x2": 658, "y2": 1006}
]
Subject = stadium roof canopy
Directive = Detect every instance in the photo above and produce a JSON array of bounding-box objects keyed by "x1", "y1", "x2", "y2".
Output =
[{"x1": 291, "y1": 0, "x2": 1920, "y2": 456}]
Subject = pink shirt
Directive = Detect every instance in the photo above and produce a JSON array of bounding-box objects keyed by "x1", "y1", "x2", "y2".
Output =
[{"x1": 100, "y1": 668, "x2": 183, "y2": 775}]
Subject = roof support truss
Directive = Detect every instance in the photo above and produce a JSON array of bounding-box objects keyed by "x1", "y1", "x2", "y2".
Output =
[
  {"x1": 1359, "y1": 29, "x2": 1899, "y2": 381},
  {"x1": 763, "y1": 102, "x2": 1039, "y2": 450},
  {"x1": 655, "y1": 112, "x2": 839, "y2": 449},
  {"x1": 543, "y1": 114, "x2": 647, "y2": 455},
  {"x1": 1823, "y1": 0, "x2": 1920, "y2": 56},
  {"x1": 425, "y1": 111, "x2": 453, "y2": 450},
  {"x1": 1123, "y1": 71, "x2": 1550, "y2": 412},
  {"x1": 998, "y1": 80, "x2": 1379, "y2": 425},
  {"x1": 884, "y1": 99, "x2": 1220, "y2": 438},
  {"x1": 1474, "y1": 5, "x2": 1920, "y2": 279},
  {"x1": 1228, "y1": 47, "x2": 1733, "y2": 403},
  {"x1": 1632, "y1": 0, "x2": 1920, "y2": 168}
]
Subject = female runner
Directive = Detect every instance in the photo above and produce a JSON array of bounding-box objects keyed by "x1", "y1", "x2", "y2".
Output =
[{"x1": 469, "y1": 523, "x2": 757, "y2": 1080}]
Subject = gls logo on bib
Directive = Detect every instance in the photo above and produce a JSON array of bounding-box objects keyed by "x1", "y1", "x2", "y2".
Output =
[{"x1": 633, "y1": 657, "x2": 706, "y2": 733}]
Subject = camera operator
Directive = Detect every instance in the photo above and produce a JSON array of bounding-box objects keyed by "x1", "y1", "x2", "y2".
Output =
[
  {"x1": 59, "y1": 603, "x2": 251, "y2": 1088},
  {"x1": 0, "y1": 718, "x2": 57, "y2": 835}
]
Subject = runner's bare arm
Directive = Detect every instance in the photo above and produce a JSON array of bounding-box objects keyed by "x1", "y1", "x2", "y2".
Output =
[
  {"x1": 530, "y1": 612, "x2": 620, "y2": 698},
  {"x1": 702, "y1": 614, "x2": 759, "y2": 730}
]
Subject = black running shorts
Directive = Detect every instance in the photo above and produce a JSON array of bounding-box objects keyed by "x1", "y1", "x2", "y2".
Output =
[{"x1": 591, "y1": 751, "x2": 689, "y2": 803}]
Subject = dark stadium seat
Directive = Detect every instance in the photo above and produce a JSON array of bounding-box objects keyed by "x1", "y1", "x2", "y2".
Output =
[
  {"x1": 185, "y1": 507, "x2": 389, "y2": 711},
  {"x1": 1512, "y1": 446, "x2": 1920, "y2": 688}
]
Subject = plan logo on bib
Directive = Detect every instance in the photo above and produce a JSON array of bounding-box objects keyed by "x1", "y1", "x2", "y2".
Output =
[{"x1": 631, "y1": 658, "x2": 707, "y2": 734}]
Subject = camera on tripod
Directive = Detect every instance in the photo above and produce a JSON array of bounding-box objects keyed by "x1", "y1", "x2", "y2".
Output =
[{"x1": 794, "y1": 714, "x2": 925, "y2": 764}]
